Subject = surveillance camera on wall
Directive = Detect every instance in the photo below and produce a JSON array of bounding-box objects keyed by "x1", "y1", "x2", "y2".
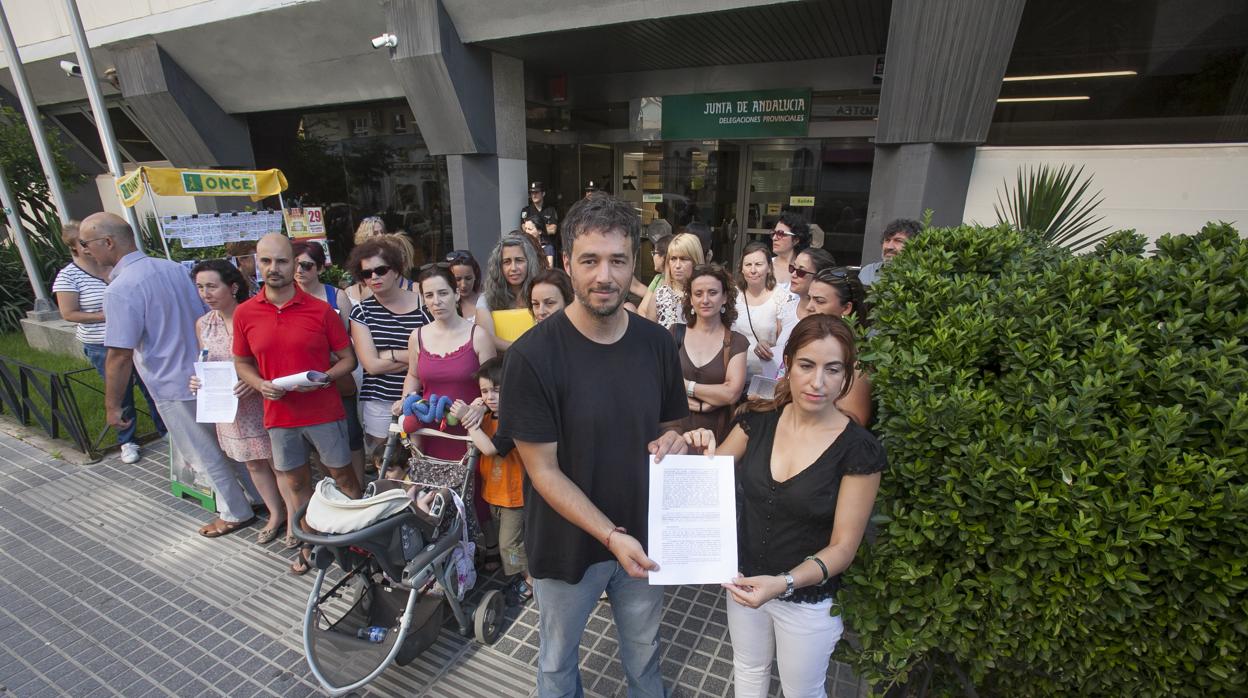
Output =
[
  {"x1": 59, "y1": 60, "x2": 83, "y2": 78},
  {"x1": 370, "y1": 33, "x2": 398, "y2": 49}
]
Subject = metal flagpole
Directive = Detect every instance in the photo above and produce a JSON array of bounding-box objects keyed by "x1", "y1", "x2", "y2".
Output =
[
  {"x1": 140, "y1": 171, "x2": 173, "y2": 260},
  {"x1": 61, "y1": 0, "x2": 144, "y2": 251},
  {"x1": 0, "y1": 5, "x2": 71, "y2": 223},
  {"x1": 0, "y1": 162, "x2": 52, "y2": 311}
]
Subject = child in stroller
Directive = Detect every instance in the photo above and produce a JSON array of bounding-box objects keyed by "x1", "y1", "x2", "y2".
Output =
[{"x1": 293, "y1": 426, "x2": 504, "y2": 697}]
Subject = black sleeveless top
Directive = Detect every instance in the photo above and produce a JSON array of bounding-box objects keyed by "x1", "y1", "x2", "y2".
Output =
[{"x1": 736, "y1": 407, "x2": 886, "y2": 603}]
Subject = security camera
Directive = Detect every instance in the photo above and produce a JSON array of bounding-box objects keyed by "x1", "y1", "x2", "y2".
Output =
[
  {"x1": 59, "y1": 60, "x2": 83, "y2": 78},
  {"x1": 370, "y1": 33, "x2": 398, "y2": 49}
]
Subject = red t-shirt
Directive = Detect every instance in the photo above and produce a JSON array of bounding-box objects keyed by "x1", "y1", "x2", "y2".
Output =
[{"x1": 232, "y1": 286, "x2": 350, "y2": 429}]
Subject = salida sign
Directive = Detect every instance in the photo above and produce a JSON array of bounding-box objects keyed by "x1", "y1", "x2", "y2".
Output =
[{"x1": 661, "y1": 89, "x2": 811, "y2": 139}]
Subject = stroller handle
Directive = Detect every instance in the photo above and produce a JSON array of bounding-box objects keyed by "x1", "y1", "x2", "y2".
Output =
[
  {"x1": 409, "y1": 427, "x2": 472, "y2": 443},
  {"x1": 291, "y1": 502, "x2": 417, "y2": 546}
]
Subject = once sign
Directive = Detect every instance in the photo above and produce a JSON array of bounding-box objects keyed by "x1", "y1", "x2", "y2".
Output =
[{"x1": 181, "y1": 172, "x2": 259, "y2": 196}]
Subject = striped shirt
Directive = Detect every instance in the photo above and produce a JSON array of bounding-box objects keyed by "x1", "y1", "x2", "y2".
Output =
[
  {"x1": 52, "y1": 262, "x2": 107, "y2": 344},
  {"x1": 349, "y1": 296, "x2": 430, "y2": 402}
]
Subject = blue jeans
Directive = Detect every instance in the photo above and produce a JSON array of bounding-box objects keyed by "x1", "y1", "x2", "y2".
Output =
[
  {"x1": 532, "y1": 561, "x2": 666, "y2": 698},
  {"x1": 82, "y1": 343, "x2": 167, "y2": 446}
]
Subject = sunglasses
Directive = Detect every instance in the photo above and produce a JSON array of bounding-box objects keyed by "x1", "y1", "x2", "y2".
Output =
[
  {"x1": 296, "y1": 261, "x2": 317, "y2": 271},
  {"x1": 788, "y1": 264, "x2": 816, "y2": 280},
  {"x1": 357, "y1": 265, "x2": 392, "y2": 279},
  {"x1": 813, "y1": 268, "x2": 851, "y2": 283},
  {"x1": 772, "y1": 229, "x2": 796, "y2": 237},
  {"x1": 444, "y1": 250, "x2": 471, "y2": 264}
]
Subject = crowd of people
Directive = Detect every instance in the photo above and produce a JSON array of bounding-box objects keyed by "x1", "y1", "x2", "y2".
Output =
[{"x1": 52, "y1": 196, "x2": 923, "y2": 698}]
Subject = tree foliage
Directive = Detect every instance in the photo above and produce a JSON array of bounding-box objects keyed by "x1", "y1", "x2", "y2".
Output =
[
  {"x1": 0, "y1": 106, "x2": 82, "y2": 331},
  {"x1": 845, "y1": 222, "x2": 1248, "y2": 696}
]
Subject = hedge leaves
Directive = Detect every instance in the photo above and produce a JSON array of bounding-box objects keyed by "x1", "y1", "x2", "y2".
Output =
[{"x1": 843, "y1": 222, "x2": 1247, "y2": 696}]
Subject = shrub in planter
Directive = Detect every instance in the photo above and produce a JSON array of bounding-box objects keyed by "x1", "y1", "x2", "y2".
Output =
[{"x1": 842, "y1": 222, "x2": 1247, "y2": 696}]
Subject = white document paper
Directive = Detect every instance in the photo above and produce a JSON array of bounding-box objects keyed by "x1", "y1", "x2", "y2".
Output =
[
  {"x1": 194, "y1": 361, "x2": 239, "y2": 423},
  {"x1": 272, "y1": 370, "x2": 330, "y2": 390},
  {"x1": 647, "y1": 454, "x2": 737, "y2": 585}
]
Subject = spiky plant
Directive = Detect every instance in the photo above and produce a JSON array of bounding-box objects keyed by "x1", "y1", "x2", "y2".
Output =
[{"x1": 994, "y1": 163, "x2": 1110, "y2": 252}]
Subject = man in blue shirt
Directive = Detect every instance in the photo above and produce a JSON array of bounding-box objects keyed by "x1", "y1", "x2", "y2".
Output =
[{"x1": 81, "y1": 212, "x2": 259, "y2": 539}]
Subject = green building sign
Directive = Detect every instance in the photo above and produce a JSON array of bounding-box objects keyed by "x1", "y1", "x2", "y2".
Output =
[{"x1": 661, "y1": 88, "x2": 812, "y2": 140}]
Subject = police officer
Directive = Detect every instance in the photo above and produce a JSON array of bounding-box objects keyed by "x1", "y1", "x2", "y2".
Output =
[{"x1": 521, "y1": 181, "x2": 559, "y2": 262}]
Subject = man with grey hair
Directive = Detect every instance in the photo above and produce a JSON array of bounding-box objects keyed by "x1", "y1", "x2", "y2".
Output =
[{"x1": 80, "y1": 212, "x2": 259, "y2": 538}]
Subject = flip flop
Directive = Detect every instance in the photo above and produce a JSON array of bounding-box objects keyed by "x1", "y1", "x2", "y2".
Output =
[
  {"x1": 289, "y1": 545, "x2": 313, "y2": 576},
  {"x1": 198, "y1": 516, "x2": 257, "y2": 539}
]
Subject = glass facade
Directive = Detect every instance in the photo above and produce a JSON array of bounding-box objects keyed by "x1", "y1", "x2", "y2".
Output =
[
  {"x1": 247, "y1": 99, "x2": 451, "y2": 266},
  {"x1": 990, "y1": 0, "x2": 1248, "y2": 145}
]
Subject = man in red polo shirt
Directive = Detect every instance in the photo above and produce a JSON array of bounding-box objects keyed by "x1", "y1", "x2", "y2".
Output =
[{"x1": 234, "y1": 233, "x2": 359, "y2": 574}]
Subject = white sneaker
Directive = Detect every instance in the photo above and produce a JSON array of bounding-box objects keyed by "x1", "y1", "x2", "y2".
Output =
[{"x1": 120, "y1": 442, "x2": 141, "y2": 464}]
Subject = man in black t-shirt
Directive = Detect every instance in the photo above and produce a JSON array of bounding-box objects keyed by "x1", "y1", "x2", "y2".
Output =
[
  {"x1": 520, "y1": 181, "x2": 559, "y2": 260},
  {"x1": 500, "y1": 194, "x2": 688, "y2": 698}
]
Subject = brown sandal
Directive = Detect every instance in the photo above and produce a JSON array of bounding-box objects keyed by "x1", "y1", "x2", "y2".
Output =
[{"x1": 198, "y1": 516, "x2": 257, "y2": 538}]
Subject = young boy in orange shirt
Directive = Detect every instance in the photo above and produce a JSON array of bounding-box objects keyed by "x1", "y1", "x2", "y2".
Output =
[{"x1": 456, "y1": 357, "x2": 532, "y2": 602}]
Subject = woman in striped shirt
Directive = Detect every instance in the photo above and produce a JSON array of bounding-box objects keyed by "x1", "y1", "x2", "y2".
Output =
[{"x1": 346, "y1": 238, "x2": 430, "y2": 471}]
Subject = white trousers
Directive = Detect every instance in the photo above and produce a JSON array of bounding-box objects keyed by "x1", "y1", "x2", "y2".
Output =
[{"x1": 725, "y1": 591, "x2": 844, "y2": 698}]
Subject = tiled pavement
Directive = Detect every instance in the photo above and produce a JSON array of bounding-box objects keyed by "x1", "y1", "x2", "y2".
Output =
[{"x1": 0, "y1": 431, "x2": 866, "y2": 697}]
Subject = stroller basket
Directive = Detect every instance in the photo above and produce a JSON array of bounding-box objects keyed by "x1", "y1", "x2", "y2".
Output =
[{"x1": 295, "y1": 427, "x2": 504, "y2": 697}]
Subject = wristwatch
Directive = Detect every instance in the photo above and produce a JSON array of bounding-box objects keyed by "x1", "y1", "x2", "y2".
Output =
[{"x1": 779, "y1": 573, "x2": 795, "y2": 599}]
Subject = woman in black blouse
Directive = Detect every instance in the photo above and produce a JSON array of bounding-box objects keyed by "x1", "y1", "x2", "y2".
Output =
[{"x1": 684, "y1": 314, "x2": 885, "y2": 698}]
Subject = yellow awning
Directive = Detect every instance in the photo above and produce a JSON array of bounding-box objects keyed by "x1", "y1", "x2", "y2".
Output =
[{"x1": 116, "y1": 167, "x2": 288, "y2": 207}]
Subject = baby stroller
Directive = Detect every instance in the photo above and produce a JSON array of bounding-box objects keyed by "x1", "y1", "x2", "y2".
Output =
[{"x1": 293, "y1": 426, "x2": 505, "y2": 696}]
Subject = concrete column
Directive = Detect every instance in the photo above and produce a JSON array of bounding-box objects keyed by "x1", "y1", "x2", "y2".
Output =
[
  {"x1": 863, "y1": 0, "x2": 1026, "y2": 262},
  {"x1": 109, "y1": 37, "x2": 255, "y2": 169},
  {"x1": 385, "y1": 0, "x2": 527, "y2": 260}
]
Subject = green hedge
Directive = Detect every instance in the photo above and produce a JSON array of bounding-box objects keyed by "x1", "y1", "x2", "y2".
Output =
[{"x1": 843, "y1": 222, "x2": 1247, "y2": 696}]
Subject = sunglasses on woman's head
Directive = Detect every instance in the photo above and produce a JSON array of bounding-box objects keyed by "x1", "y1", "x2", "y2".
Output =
[
  {"x1": 296, "y1": 261, "x2": 317, "y2": 271},
  {"x1": 813, "y1": 268, "x2": 850, "y2": 283},
  {"x1": 444, "y1": 250, "x2": 471, "y2": 264},
  {"x1": 788, "y1": 264, "x2": 815, "y2": 279},
  {"x1": 357, "y1": 265, "x2": 391, "y2": 279}
]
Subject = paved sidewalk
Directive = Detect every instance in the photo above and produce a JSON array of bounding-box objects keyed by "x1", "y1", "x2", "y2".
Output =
[{"x1": 0, "y1": 432, "x2": 865, "y2": 697}]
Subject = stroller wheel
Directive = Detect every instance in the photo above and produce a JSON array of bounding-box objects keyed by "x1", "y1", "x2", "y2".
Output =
[{"x1": 473, "y1": 590, "x2": 505, "y2": 644}]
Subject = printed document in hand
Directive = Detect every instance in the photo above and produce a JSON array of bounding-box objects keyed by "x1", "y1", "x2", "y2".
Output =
[
  {"x1": 194, "y1": 361, "x2": 239, "y2": 423},
  {"x1": 272, "y1": 370, "x2": 330, "y2": 390},
  {"x1": 647, "y1": 454, "x2": 737, "y2": 585}
]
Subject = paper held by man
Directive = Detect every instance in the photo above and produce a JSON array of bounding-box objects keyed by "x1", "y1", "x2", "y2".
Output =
[
  {"x1": 647, "y1": 454, "x2": 737, "y2": 585},
  {"x1": 273, "y1": 370, "x2": 330, "y2": 390}
]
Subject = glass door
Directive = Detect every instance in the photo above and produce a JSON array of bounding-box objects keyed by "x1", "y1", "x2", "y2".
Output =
[{"x1": 735, "y1": 141, "x2": 821, "y2": 264}]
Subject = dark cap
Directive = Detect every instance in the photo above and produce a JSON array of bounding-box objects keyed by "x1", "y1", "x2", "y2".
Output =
[
  {"x1": 528, "y1": 181, "x2": 545, "y2": 192},
  {"x1": 584, "y1": 180, "x2": 600, "y2": 192}
]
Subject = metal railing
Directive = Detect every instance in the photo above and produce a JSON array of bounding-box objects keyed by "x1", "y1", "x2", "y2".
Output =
[{"x1": 0, "y1": 356, "x2": 157, "y2": 460}]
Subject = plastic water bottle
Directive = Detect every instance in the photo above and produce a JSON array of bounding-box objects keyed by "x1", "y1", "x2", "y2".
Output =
[{"x1": 357, "y1": 626, "x2": 387, "y2": 643}]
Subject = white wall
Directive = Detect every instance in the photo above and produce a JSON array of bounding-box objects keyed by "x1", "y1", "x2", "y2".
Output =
[{"x1": 962, "y1": 144, "x2": 1248, "y2": 246}]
